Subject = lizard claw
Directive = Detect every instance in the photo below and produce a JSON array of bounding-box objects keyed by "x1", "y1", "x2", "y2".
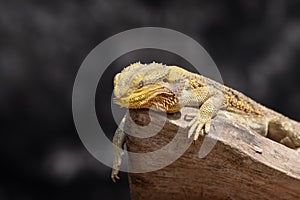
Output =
[
  {"x1": 111, "y1": 150, "x2": 124, "y2": 182},
  {"x1": 204, "y1": 120, "x2": 211, "y2": 134},
  {"x1": 188, "y1": 115, "x2": 211, "y2": 140},
  {"x1": 111, "y1": 169, "x2": 120, "y2": 182},
  {"x1": 188, "y1": 117, "x2": 198, "y2": 138},
  {"x1": 194, "y1": 129, "x2": 204, "y2": 141}
]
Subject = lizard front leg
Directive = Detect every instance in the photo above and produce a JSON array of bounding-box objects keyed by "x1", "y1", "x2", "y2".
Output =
[
  {"x1": 179, "y1": 86, "x2": 224, "y2": 141},
  {"x1": 188, "y1": 94, "x2": 224, "y2": 140},
  {"x1": 111, "y1": 117, "x2": 126, "y2": 182}
]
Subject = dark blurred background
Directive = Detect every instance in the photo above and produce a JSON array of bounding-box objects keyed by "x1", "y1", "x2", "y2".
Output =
[{"x1": 1, "y1": 0, "x2": 300, "y2": 199}]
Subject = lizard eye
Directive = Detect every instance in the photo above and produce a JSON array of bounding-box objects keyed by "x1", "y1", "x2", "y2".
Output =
[
  {"x1": 162, "y1": 78, "x2": 168, "y2": 83},
  {"x1": 138, "y1": 80, "x2": 144, "y2": 88}
]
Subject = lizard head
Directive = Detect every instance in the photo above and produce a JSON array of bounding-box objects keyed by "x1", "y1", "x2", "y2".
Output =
[{"x1": 113, "y1": 62, "x2": 185, "y2": 112}]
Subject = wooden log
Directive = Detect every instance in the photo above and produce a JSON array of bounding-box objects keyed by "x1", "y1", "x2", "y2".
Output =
[{"x1": 124, "y1": 107, "x2": 300, "y2": 200}]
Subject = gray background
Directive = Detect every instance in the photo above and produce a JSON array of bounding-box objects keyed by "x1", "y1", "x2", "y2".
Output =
[{"x1": 1, "y1": 0, "x2": 300, "y2": 199}]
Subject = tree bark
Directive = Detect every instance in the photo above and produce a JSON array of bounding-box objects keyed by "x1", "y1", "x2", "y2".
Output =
[{"x1": 124, "y1": 107, "x2": 300, "y2": 200}]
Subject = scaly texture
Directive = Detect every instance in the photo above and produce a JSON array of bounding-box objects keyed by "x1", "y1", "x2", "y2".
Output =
[{"x1": 111, "y1": 62, "x2": 300, "y2": 181}]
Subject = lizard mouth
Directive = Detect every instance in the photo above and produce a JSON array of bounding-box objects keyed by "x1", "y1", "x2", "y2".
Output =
[{"x1": 115, "y1": 86, "x2": 181, "y2": 112}]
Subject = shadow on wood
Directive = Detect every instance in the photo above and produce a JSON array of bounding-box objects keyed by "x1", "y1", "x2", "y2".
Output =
[{"x1": 124, "y1": 107, "x2": 300, "y2": 200}]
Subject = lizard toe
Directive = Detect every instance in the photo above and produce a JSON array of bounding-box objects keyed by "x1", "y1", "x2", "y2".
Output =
[
  {"x1": 111, "y1": 169, "x2": 120, "y2": 182},
  {"x1": 194, "y1": 128, "x2": 204, "y2": 141},
  {"x1": 204, "y1": 120, "x2": 211, "y2": 134},
  {"x1": 193, "y1": 120, "x2": 211, "y2": 140},
  {"x1": 188, "y1": 115, "x2": 211, "y2": 140},
  {"x1": 188, "y1": 117, "x2": 198, "y2": 138}
]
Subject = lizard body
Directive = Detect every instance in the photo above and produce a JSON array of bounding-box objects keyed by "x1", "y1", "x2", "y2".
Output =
[{"x1": 111, "y1": 62, "x2": 300, "y2": 181}]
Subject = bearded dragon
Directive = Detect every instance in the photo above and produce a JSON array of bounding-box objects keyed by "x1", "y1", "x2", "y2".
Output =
[{"x1": 111, "y1": 62, "x2": 300, "y2": 182}]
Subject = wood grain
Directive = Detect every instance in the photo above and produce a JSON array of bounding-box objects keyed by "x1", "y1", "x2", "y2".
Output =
[{"x1": 124, "y1": 107, "x2": 300, "y2": 200}]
